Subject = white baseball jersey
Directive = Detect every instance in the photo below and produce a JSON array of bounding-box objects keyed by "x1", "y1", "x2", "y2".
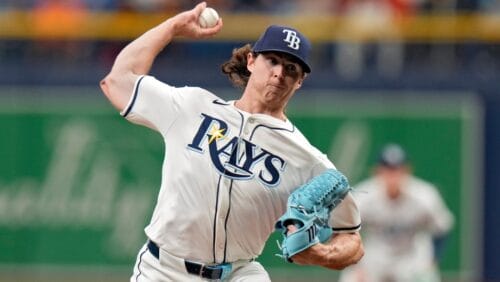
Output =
[
  {"x1": 339, "y1": 175, "x2": 454, "y2": 282},
  {"x1": 121, "y1": 75, "x2": 361, "y2": 264}
]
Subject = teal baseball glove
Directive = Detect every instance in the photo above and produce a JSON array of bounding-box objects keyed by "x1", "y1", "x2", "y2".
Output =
[{"x1": 275, "y1": 169, "x2": 351, "y2": 262}]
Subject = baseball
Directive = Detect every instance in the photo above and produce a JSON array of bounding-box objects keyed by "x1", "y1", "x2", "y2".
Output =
[{"x1": 198, "y1": 7, "x2": 219, "y2": 28}]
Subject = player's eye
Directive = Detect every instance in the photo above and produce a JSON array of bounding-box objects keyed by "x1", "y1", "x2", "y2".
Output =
[
  {"x1": 284, "y1": 63, "x2": 302, "y2": 78},
  {"x1": 268, "y1": 57, "x2": 279, "y2": 65},
  {"x1": 285, "y1": 64, "x2": 298, "y2": 73}
]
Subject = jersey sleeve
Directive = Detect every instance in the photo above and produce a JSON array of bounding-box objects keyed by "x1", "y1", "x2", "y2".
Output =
[
  {"x1": 329, "y1": 193, "x2": 362, "y2": 233},
  {"x1": 422, "y1": 184, "x2": 455, "y2": 236},
  {"x1": 120, "y1": 75, "x2": 186, "y2": 133},
  {"x1": 311, "y1": 153, "x2": 362, "y2": 233}
]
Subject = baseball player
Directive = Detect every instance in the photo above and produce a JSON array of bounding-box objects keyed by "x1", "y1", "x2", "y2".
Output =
[
  {"x1": 339, "y1": 143, "x2": 454, "y2": 282},
  {"x1": 100, "y1": 2, "x2": 363, "y2": 281}
]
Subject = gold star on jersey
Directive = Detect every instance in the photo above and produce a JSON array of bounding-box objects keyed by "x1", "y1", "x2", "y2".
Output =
[{"x1": 208, "y1": 125, "x2": 226, "y2": 144}]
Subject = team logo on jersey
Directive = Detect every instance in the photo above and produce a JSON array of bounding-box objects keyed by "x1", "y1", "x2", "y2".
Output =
[{"x1": 187, "y1": 113, "x2": 286, "y2": 187}]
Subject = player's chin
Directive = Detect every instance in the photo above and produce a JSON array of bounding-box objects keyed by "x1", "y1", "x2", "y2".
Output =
[{"x1": 264, "y1": 89, "x2": 291, "y2": 103}]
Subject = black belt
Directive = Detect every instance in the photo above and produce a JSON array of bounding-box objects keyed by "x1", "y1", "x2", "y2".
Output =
[{"x1": 147, "y1": 240, "x2": 228, "y2": 280}]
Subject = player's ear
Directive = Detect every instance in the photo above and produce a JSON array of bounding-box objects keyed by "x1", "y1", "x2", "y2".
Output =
[
  {"x1": 295, "y1": 71, "x2": 307, "y2": 89},
  {"x1": 247, "y1": 52, "x2": 256, "y2": 73},
  {"x1": 294, "y1": 76, "x2": 305, "y2": 90}
]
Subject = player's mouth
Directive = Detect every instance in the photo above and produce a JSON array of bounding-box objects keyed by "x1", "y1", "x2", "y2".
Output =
[{"x1": 267, "y1": 83, "x2": 286, "y2": 91}]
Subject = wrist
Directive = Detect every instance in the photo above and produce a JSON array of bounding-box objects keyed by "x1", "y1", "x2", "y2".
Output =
[{"x1": 159, "y1": 18, "x2": 177, "y2": 37}]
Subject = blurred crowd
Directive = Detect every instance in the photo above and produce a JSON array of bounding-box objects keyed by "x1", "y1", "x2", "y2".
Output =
[
  {"x1": 0, "y1": 0, "x2": 499, "y2": 85},
  {"x1": 0, "y1": 0, "x2": 483, "y2": 13}
]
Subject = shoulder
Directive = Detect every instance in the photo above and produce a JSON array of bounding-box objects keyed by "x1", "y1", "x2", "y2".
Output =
[
  {"x1": 140, "y1": 75, "x2": 220, "y2": 99},
  {"x1": 407, "y1": 176, "x2": 444, "y2": 203},
  {"x1": 408, "y1": 176, "x2": 439, "y2": 194}
]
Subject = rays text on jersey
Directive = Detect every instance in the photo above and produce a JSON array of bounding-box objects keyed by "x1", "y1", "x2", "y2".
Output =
[{"x1": 187, "y1": 113, "x2": 286, "y2": 187}]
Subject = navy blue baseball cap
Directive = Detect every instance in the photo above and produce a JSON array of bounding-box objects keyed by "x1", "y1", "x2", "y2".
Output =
[
  {"x1": 377, "y1": 143, "x2": 408, "y2": 168},
  {"x1": 253, "y1": 25, "x2": 312, "y2": 73}
]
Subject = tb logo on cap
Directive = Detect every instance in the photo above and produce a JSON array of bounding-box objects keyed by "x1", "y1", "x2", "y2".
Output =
[{"x1": 282, "y1": 29, "x2": 301, "y2": 50}]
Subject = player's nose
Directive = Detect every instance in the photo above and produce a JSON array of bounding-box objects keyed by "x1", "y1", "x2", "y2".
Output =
[{"x1": 272, "y1": 64, "x2": 285, "y2": 79}]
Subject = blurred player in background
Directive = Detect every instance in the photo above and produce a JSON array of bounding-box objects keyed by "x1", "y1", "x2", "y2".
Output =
[
  {"x1": 100, "y1": 2, "x2": 363, "y2": 281},
  {"x1": 339, "y1": 143, "x2": 454, "y2": 282}
]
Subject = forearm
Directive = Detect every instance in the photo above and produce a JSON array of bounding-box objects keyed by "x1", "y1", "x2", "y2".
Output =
[
  {"x1": 99, "y1": 2, "x2": 222, "y2": 111},
  {"x1": 111, "y1": 2, "x2": 220, "y2": 78},
  {"x1": 291, "y1": 232, "x2": 364, "y2": 270},
  {"x1": 112, "y1": 20, "x2": 176, "y2": 77},
  {"x1": 321, "y1": 232, "x2": 364, "y2": 269},
  {"x1": 99, "y1": 18, "x2": 177, "y2": 111}
]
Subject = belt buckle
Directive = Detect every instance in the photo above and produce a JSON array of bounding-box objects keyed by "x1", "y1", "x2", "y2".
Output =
[{"x1": 203, "y1": 263, "x2": 232, "y2": 281}]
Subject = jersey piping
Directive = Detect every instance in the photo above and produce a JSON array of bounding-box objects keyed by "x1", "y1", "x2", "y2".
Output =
[
  {"x1": 211, "y1": 104, "x2": 245, "y2": 263},
  {"x1": 332, "y1": 224, "x2": 362, "y2": 232},
  {"x1": 223, "y1": 179, "x2": 234, "y2": 263},
  {"x1": 212, "y1": 174, "x2": 223, "y2": 263},
  {"x1": 249, "y1": 124, "x2": 296, "y2": 140},
  {"x1": 122, "y1": 75, "x2": 146, "y2": 118}
]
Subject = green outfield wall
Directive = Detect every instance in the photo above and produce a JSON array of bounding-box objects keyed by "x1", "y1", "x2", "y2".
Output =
[{"x1": 0, "y1": 87, "x2": 482, "y2": 281}]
